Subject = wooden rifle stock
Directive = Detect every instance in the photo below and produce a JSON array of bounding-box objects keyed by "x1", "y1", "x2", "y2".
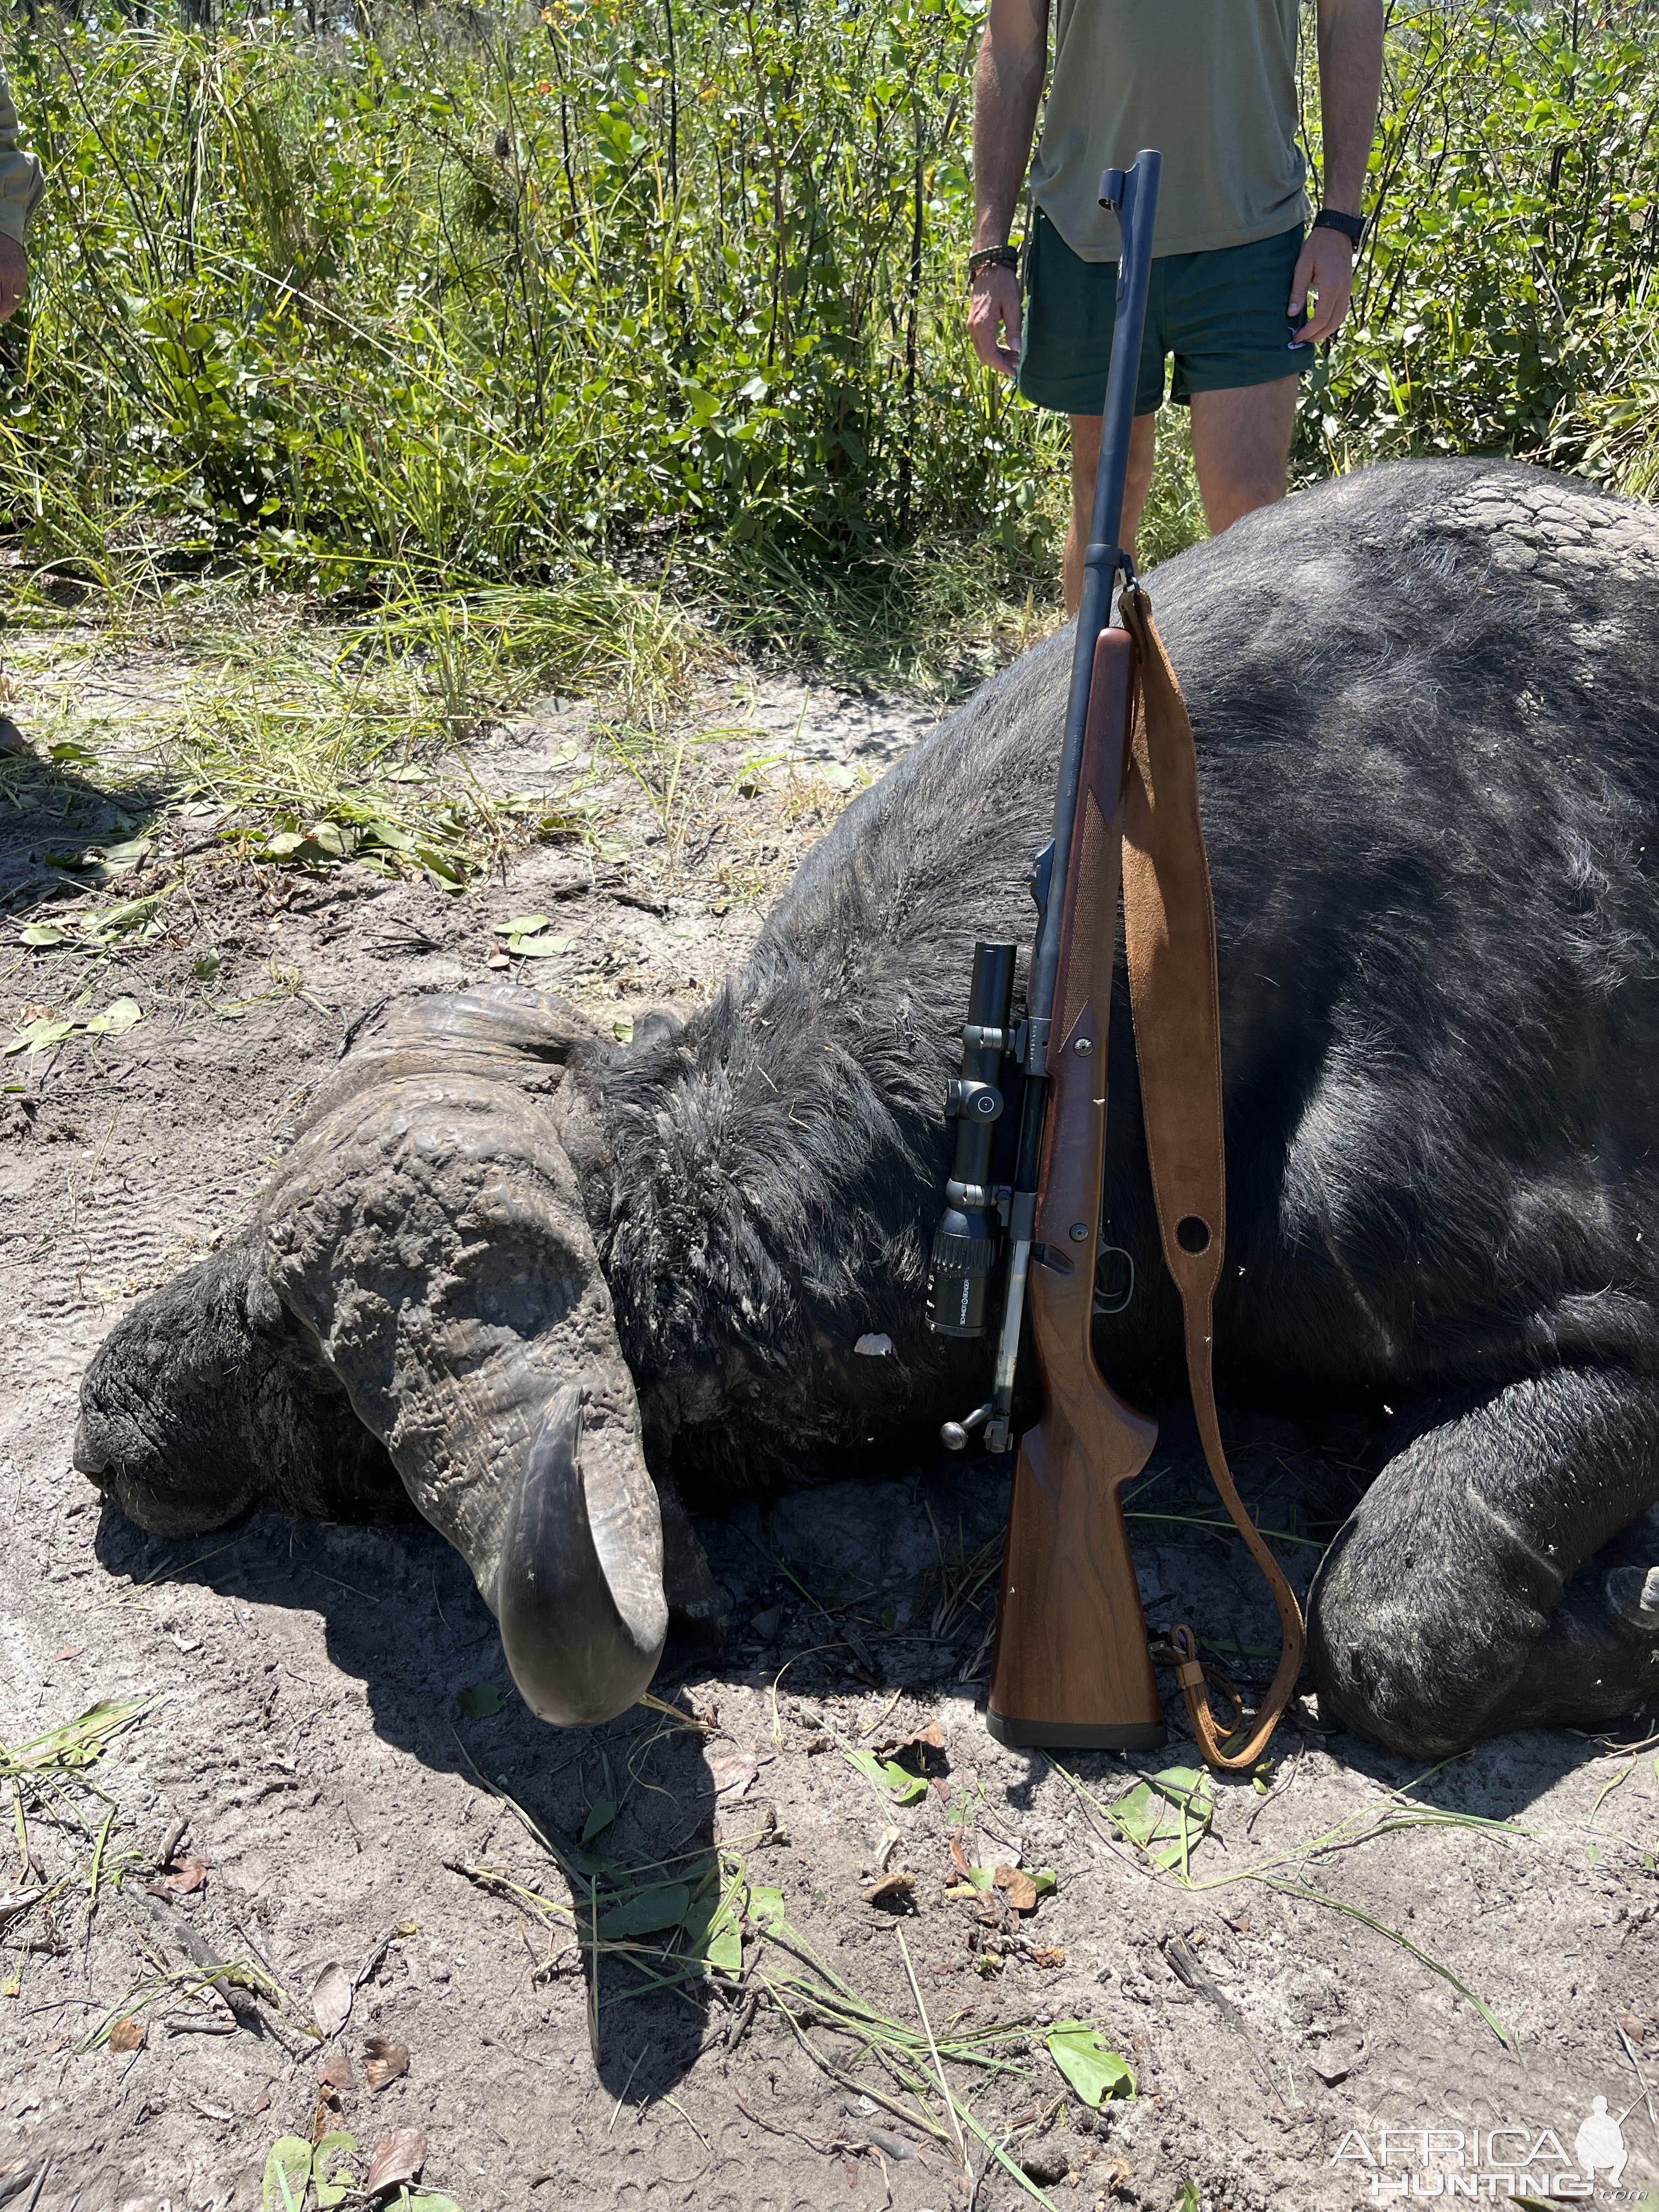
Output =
[
  {"x1": 987, "y1": 595, "x2": 1307, "y2": 1765},
  {"x1": 986, "y1": 630, "x2": 1165, "y2": 1750}
]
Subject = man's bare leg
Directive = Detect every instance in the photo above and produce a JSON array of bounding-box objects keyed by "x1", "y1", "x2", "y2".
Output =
[
  {"x1": 1188, "y1": 377, "x2": 1299, "y2": 536},
  {"x1": 1065, "y1": 411, "x2": 1156, "y2": 616}
]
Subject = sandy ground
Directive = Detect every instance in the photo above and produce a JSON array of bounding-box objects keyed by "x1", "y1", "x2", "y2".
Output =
[{"x1": 2, "y1": 642, "x2": 1657, "y2": 2212}]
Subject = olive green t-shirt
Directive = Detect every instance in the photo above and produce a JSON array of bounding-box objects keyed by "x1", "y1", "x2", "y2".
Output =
[{"x1": 1028, "y1": 0, "x2": 1307, "y2": 262}]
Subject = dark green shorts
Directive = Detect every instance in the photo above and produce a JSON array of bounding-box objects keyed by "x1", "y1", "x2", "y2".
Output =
[{"x1": 1018, "y1": 209, "x2": 1314, "y2": 417}]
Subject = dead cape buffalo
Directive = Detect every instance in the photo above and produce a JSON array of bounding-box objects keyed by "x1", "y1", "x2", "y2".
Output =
[{"x1": 74, "y1": 457, "x2": 1659, "y2": 1760}]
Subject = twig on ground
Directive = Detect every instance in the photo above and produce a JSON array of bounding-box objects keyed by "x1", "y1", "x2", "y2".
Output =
[
  {"x1": 731, "y1": 2090, "x2": 849, "y2": 2158},
  {"x1": 354, "y1": 1922, "x2": 414, "y2": 1988},
  {"x1": 724, "y1": 1989, "x2": 759, "y2": 2053},
  {"x1": 894, "y1": 1923, "x2": 967, "y2": 2171},
  {"x1": 658, "y1": 2094, "x2": 708, "y2": 2151},
  {"x1": 606, "y1": 2045, "x2": 647, "y2": 2129},
  {"x1": 1616, "y1": 2018, "x2": 1659, "y2": 2141}
]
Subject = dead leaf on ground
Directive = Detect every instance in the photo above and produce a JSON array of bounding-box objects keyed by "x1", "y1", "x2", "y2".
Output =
[
  {"x1": 994, "y1": 1865, "x2": 1039, "y2": 1914},
  {"x1": 708, "y1": 1749, "x2": 773, "y2": 1799},
  {"x1": 312, "y1": 1962, "x2": 353, "y2": 2038},
  {"x1": 861, "y1": 1871, "x2": 913, "y2": 1908},
  {"x1": 109, "y1": 2016, "x2": 145, "y2": 2052},
  {"x1": 872, "y1": 1723, "x2": 947, "y2": 1773},
  {"x1": 947, "y1": 1837, "x2": 973, "y2": 1880},
  {"x1": 364, "y1": 2128, "x2": 427, "y2": 2193},
  {"x1": 157, "y1": 1857, "x2": 207, "y2": 1895},
  {"x1": 318, "y1": 2051, "x2": 354, "y2": 2096},
  {"x1": 363, "y1": 2034, "x2": 410, "y2": 2090},
  {"x1": 54, "y1": 1645, "x2": 82, "y2": 1662},
  {"x1": 1617, "y1": 2012, "x2": 1646, "y2": 2042},
  {"x1": 1030, "y1": 1947, "x2": 1066, "y2": 1969}
]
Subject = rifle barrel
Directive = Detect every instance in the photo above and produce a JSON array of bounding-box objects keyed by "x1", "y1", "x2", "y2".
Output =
[
  {"x1": 1028, "y1": 150, "x2": 1161, "y2": 1077},
  {"x1": 978, "y1": 150, "x2": 1160, "y2": 1454}
]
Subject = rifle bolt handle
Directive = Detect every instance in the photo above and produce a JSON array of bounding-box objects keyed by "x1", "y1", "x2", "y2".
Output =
[{"x1": 940, "y1": 1401, "x2": 994, "y2": 1451}]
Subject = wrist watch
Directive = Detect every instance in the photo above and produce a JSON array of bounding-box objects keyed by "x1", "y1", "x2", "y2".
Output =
[
  {"x1": 1311, "y1": 206, "x2": 1365, "y2": 247},
  {"x1": 968, "y1": 244, "x2": 1020, "y2": 289}
]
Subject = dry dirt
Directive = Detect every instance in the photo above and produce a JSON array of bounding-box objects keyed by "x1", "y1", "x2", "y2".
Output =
[{"x1": 1, "y1": 639, "x2": 1656, "y2": 2212}]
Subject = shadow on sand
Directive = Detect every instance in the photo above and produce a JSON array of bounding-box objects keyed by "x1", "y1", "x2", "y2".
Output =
[{"x1": 92, "y1": 1412, "x2": 1639, "y2": 2094}]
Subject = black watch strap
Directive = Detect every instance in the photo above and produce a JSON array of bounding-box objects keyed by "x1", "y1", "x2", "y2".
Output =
[
  {"x1": 1312, "y1": 207, "x2": 1365, "y2": 246},
  {"x1": 968, "y1": 243, "x2": 1020, "y2": 287}
]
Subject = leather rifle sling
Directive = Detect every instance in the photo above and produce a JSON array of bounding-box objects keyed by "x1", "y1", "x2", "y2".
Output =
[{"x1": 1115, "y1": 583, "x2": 1305, "y2": 1769}]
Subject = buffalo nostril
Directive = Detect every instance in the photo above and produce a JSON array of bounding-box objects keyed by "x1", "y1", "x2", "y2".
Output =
[{"x1": 71, "y1": 1415, "x2": 111, "y2": 1482}]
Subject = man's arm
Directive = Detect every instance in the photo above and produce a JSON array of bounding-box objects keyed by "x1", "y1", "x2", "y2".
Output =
[
  {"x1": 967, "y1": 0, "x2": 1048, "y2": 378},
  {"x1": 1290, "y1": 0, "x2": 1384, "y2": 345}
]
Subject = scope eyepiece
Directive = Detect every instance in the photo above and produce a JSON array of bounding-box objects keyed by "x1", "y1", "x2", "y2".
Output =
[{"x1": 925, "y1": 941, "x2": 1018, "y2": 1340}]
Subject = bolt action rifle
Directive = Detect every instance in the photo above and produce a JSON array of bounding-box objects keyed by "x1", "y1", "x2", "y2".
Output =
[{"x1": 926, "y1": 151, "x2": 1304, "y2": 1768}]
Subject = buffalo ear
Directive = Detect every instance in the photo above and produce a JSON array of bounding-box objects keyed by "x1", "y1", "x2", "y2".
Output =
[{"x1": 306, "y1": 985, "x2": 602, "y2": 1129}]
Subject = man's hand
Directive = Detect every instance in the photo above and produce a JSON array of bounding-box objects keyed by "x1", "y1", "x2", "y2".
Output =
[
  {"x1": 968, "y1": 263, "x2": 1024, "y2": 377},
  {"x1": 0, "y1": 235, "x2": 28, "y2": 323},
  {"x1": 1288, "y1": 225, "x2": 1355, "y2": 347}
]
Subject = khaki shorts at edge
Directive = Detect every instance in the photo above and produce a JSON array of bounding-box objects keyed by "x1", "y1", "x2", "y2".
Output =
[{"x1": 1018, "y1": 208, "x2": 1314, "y2": 417}]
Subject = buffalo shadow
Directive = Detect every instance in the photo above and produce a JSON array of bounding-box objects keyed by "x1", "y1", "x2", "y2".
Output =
[{"x1": 89, "y1": 1405, "x2": 1635, "y2": 2093}]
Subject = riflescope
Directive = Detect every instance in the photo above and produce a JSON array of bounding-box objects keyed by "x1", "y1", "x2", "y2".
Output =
[{"x1": 924, "y1": 939, "x2": 1017, "y2": 1340}]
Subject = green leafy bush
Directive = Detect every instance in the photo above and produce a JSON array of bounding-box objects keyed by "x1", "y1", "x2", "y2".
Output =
[
  {"x1": 4, "y1": 0, "x2": 1063, "y2": 603},
  {"x1": 1305, "y1": 1, "x2": 1659, "y2": 484},
  {"x1": 3, "y1": 0, "x2": 1659, "y2": 646}
]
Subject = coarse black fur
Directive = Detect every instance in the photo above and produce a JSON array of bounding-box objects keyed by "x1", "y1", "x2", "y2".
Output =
[{"x1": 77, "y1": 458, "x2": 1659, "y2": 1755}]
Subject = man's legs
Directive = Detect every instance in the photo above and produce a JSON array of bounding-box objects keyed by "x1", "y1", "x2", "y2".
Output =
[
  {"x1": 1064, "y1": 375, "x2": 1296, "y2": 613},
  {"x1": 1188, "y1": 376, "x2": 1299, "y2": 535},
  {"x1": 1065, "y1": 411, "x2": 1156, "y2": 617}
]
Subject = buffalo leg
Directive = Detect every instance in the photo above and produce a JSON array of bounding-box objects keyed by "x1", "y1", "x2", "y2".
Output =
[{"x1": 1308, "y1": 1365, "x2": 1659, "y2": 1756}]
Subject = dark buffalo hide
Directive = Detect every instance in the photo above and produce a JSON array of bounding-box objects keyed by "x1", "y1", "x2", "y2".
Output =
[{"x1": 77, "y1": 459, "x2": 1659, "y2": 1756}]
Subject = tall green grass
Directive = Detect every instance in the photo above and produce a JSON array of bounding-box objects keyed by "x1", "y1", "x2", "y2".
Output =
[
  {"x1": 1306, "y1": 1, "x2": 1659, "y2": 484},
  {"x1": 4, "y1": 0, "x2": 1066, "y2": 644},
  {"x1": 1, "y1": 1, "x2": 1657, "y2": 679}
]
